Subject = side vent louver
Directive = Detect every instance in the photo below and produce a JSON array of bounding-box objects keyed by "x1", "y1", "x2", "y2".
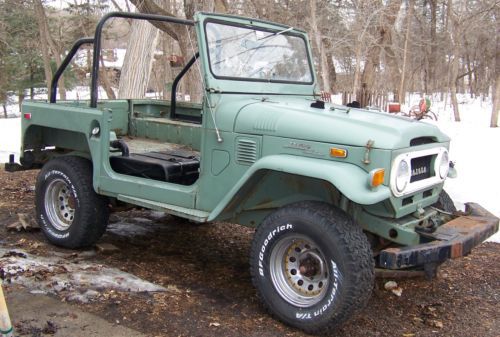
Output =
[{"x1": 236, "y1": 138, "x2": 258, "y2": 165}]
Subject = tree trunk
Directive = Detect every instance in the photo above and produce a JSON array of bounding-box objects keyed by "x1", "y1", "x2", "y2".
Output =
[
  {"x1": 29, "y1": 67, "x2": 35, "y2": 99},
  {"x1": 33, "y1": 0, "x2": 53, "y2": 93},
  {"x1": 126, "y1": 0, "x2": 215, "y2": 102},
  {"x1": 352, "y1": 42, "x2": 362, "y2": 101},
  {"x1": 429, "y1": 0, "x2": 437, "y2": 92},
  {"x1": 176, "y1": 34, "x2": 203, "y2": 102},
  {"x1": 33, "y1": 0, "x2": 66, "y2": 100},
  {"x1": 118, "y1": 20, "x2": 159, "y2": 99},
  {"x1": 18, "y1": 90, "x2": 25, "y2": 113},
  {"x1": 465, "y1": 50, "x2": 474, "y2": 97},
  {"x1": 491, "y1": 74, "x2": 499, "y2": 127},
  {"x1": 161, "y1": 37, "x2": 173, "y2": 100},
  {"x1": 310, "y1": 0, "x2": 330, "y2": 92},
  {"x1": 357, "y1": 0, "x2": 401, "y2": 107},
  {"x1": 449, "y1": 52, "x2": 461, "y2": 121},
  {"x1": 491, "y1": 27, "x2": 499, "y2": 127},
  {"x1": 99, "y1": 55, "x2": 116, "y2": 99},
  {"x1": 326, "y1": 51, "x2": 337, "y2": 93},
  {"x1": 448, "y1": 0, "x2": 461, "y2": 122},
  {"x1": 2, "y1": 103, "x2": 7, "y2": 118},
  {"x1": 398, "y1": 0, "x2": 413, "y2": 104}
]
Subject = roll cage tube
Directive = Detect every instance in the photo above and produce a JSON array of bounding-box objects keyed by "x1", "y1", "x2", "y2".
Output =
[
  {"x1": 50, "y1": 38, "x2": 94, "y2": 103},
  {"x1": 49, "y1": 12, "x2": 194, "y2": 107},
  {"x1": 170, "y1": 52, "x2": 199, "y2": 121}
]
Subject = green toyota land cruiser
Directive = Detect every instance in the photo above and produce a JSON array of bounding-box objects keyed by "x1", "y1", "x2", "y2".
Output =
[{"x1": 5, "y1": 11, "x2": 498, "y2": 334}]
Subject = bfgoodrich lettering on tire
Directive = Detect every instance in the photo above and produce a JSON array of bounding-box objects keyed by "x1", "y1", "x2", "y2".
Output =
[
  {"x1": 36, "y1": 156, "x2": 109, "y2": 248},
  {"x1": 250, "y1": 201, "x2": 374, "y2": 334}
]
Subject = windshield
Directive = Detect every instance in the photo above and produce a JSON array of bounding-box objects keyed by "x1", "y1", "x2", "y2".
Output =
[{"x1": 205, "y1": 22, "x2": 313, "y2": 83}]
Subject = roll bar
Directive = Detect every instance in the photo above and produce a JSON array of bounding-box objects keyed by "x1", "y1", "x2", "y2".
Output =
[
  {"x1": 50, "y1": 11, "x2": 194, "y2": 108},
  {"x1": 170, "y1": 52, "x2": 199, "y2": 120},
  {"x1": 50, "y1": 38, "x2": 94, "y2": 103}
]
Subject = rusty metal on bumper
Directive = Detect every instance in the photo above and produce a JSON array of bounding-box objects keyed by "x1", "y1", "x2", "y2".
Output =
[{"x1": 379, "y1": 203, "x2": 499, "y2": 269}]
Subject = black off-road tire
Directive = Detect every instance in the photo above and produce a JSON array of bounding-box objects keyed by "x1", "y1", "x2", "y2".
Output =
[
  {"x1": 35, "y1": 156, "x2": 109, "y2": 248},
  {"x1": 434, "y1": 189, "x2": 457, "y2": 213},
  {"x1": 250, "y1": 201, "x2": 374, "y2": 334}
]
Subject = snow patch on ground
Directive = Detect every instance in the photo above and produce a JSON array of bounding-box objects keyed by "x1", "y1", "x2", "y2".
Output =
[
  {"x1": 0, "y1": 248, "x2": 166, "y2": 303},
  {"x1": 107, "y1": 221, "x2": 155, "y2": 237},
  {"x1": 106, "y1": 213, "x2": 173, "y2": 238}
]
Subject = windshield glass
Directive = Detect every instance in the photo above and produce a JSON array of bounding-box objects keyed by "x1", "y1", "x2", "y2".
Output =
[{"x1": 205, "y1": 22, "x2": 313, "y2": 83}]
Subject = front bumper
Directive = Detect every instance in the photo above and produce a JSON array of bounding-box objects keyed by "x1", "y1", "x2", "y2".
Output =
[{"x1": 379, "y1": 203, "x2": 499, "y2": 269}]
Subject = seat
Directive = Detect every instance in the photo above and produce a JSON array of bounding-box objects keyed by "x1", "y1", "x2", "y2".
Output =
[{"x1": 110, "y1": 150, "x2": 200, "y2": 185}]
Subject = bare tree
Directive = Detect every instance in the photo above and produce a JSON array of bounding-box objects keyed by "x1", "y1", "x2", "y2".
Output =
[
  {"x1": 118, "y1": 19, "x2": 159, "y2": 98},
  {"x1": 447, "y1": 0, "x2": 462, "y2": 121},
  {"x1": 33, "y1": 0, "x2": 67, "y2": 100},
  {"x1": 357, "y1": 0, "x2": 401, "y2": 107},
  {"x1": 492, "y1": 26, "x2": 499, "y2": 127},
  {"x1": 309, "y1": 0, "x2": 330, "y2": 92},
  {"x1": 398, "y1": 0, "x2": 414, "y2": 104},
  {"x1": 123, "y1": 0, "x2": 221, "y2": 101}
]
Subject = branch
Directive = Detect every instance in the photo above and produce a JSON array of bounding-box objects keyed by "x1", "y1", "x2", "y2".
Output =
[
  {"x1": 110, "y1": 0, "x2": 125, "y2": 12},
  {"x1": 128, "y1": 0, "x2": 182, "y2": 41},
  {"x1": 456, "y1": 68, "x2": 476, "y2": 81}
]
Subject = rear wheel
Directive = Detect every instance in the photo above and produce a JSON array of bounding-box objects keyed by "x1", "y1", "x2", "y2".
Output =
[
  {"x1": 250, "y1": 201, "x2": 374, "y2": 334},
  {"x1": 36, "y1": 156, "x2": 109, "y2": 248}
]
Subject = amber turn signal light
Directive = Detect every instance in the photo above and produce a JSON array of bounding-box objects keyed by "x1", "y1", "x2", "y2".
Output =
[
  {"x1": 330, "y1": 148, "x2": 347, "y2": 158},
  {"x1": 369, "y1": 169, "x2": 385, "y2": 187}
]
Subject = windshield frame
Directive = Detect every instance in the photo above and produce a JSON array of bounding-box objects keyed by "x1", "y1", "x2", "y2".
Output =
[{"x1": 203, "y1": 18, "x2": 315, "y2": 85}]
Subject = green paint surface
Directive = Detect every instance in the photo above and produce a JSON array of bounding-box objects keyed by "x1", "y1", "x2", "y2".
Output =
[{"x1": 16, "y1": 12, "x2": 454, "y2": 248}]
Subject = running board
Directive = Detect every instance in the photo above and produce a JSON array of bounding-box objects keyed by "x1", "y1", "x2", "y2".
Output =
[{"x1": 117, "y1": 195, "x2": 209, "y2": 222}]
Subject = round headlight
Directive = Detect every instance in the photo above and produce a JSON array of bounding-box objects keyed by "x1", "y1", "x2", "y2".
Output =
[
  {"x1": 439, "y1": 150, "x2": 449, "y2": 179},
  {"x1": 395, "y1": 159, "x2": 411, "y2": 192}
]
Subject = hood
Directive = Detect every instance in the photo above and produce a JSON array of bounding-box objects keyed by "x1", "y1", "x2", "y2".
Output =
[{"x1": 233, "y1": 98, "x2": 449, "y2": 149}]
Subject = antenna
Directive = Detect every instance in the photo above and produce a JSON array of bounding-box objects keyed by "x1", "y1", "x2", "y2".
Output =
[{"x1": 185, "y1": 26, "x2": 223, "y2": 143}]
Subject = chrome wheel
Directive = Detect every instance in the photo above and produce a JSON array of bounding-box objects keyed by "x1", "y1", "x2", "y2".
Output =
[
  {"x1": 270, "y1": 234, "x2": 329, "y2": 307},
  {"x1": 44, "y1": 178, "x2": 76, "y2": 231}
]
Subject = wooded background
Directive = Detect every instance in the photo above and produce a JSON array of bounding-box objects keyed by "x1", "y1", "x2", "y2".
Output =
[{"x1": 0, "y1": 0, "x2": 498, "y2": 126}]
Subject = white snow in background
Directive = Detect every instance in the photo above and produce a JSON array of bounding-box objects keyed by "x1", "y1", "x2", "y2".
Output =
[
  {"x1": 74, "y1": 49, "x2": 126, "y2": 69},
  {"x1": 1, "y1": 93, "x2": 499, "y2": 242},
  {"x1": 0, "y1": 118, "x2": 21, "y2": 163},
  {"x1": 0, "y1": 248, "x2": 166, "y2": 303}
]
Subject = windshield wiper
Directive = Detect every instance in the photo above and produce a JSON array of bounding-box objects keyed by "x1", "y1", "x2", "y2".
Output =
[
  {"x1": 212, "y1": 26, "x2": 294, "y2": 66},
  {"x1": 256, "y1": 26, "x2": 294, "y2": 41}
]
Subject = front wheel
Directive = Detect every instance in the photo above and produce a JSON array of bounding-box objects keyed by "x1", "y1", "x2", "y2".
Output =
[
  {"x1": 36, "y1": 156, "x2": 109, "y2": 248},
  {"x1": 250, "y1": 201, "x2": 374, "y2": 334}
]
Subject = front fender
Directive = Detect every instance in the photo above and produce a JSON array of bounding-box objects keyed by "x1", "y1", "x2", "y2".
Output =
[{"x1": 208, "y1": 154, "x2": 391, "y2": 221}]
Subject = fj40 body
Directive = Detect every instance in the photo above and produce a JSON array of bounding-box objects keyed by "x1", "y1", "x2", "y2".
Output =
[{"x1": 5, "y1": 11, "x2": 498, "y2": 334}]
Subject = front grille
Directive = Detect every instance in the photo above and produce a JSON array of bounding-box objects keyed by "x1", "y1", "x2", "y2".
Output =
[{"x1": 410, "y1": 155, "x2": 432, "y2": 182}]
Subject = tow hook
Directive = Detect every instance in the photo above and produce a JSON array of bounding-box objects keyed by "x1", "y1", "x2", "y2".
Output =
[{"x1": 415, "y1": 216, "x2": 441, "y2": 234}]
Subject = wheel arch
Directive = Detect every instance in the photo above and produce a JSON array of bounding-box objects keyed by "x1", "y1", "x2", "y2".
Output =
[
  {"x1": 208, "y1": 155, "x2": 391, "y2": 225},
  {"x1": 21, "y1": 125, "x2": 93, "y2": 166},
  {"x1": 24, "y1": 125, "x2": 91, "y2": 153}
]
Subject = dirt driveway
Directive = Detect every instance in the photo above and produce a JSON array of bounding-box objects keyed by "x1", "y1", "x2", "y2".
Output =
[{"x1": 0, "y1": 168, "x2": 498, "y2": 337}]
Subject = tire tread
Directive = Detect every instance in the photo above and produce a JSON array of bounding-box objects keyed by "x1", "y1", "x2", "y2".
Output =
[
  {"x1": 250, "y1": 201, "x2": 374, "y2": 334},
  {"x1": 36, "y1": 156, "x2": 109, "y2": 248}
]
